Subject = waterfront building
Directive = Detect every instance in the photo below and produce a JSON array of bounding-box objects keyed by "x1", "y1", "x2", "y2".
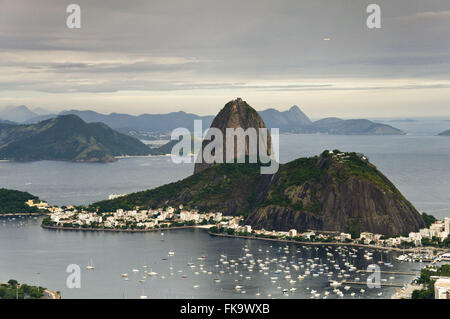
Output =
[
  {"x1": 419, "y1": 228, "x2": 431, "y2": 238},
  {"x1": 445, "y1": 217, "x2": 450, "y2": 234},
  {"x1": 244, "y1": 225, "x2": 252, "y2": 233},
  {"x1": 360, "y1": 232, "x2": 374, "y2": 243},
  {"x1": 434, "y1": 278, "x2": 450, "y2": 299},
  {"x1": 214, "y1": 212, "x2": 223, "y2": 222},
  {"x1": 288, "y1": 229, "x2": 297, "y2": 237},
  {"x1": 301, "y1": 231, "x2": 315, "y2": 239},
  {"x1": 430, "y1": 222, "x2": 444, "y2": 237},
  {"x1": 337, "y1": 233, "x2": 351, "y2": 241},
  {"x1": 408, "y1": 232, "x2": 422, "y2": 246},
  {"x1": 25, "y1": 199, "x2": 49, "y2": 209}
]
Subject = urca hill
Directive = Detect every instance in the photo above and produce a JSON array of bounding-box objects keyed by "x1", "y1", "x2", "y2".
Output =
[{"x1": 89, "y1": 98, "x2": 425, "y2": 236}]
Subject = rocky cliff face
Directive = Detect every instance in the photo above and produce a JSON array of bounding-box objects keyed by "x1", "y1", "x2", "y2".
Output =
[
  {"x1": 246, "y1": 153, "x2": 425, "y2": 237},
  {"x1": 194, "y1": 98, "x2": 271, "y2": 174}
]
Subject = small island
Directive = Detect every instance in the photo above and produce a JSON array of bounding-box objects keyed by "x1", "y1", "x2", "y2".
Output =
[{"x1": 438, "y1": 129, "x2": 450, "y2": 136}]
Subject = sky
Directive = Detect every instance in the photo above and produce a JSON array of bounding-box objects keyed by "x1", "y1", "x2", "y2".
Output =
[{"x1": 0, "y1": 0, "x2": 449, "y2": 118}]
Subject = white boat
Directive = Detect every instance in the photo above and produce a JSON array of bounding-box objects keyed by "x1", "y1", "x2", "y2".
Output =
[
  {"x1": 168, "y1": 250, "x2": 175, "y2": 256},
  {"x1": 330, "y1": 281, "x2": 341, "y2": 287},
  {"x1": 86, "y1": 258, "x2": 95, "y2": 270},
  {"x1": 147, "y1": 269, "x2": 158, "y2": 276},
  {"x1": 121, "y1": 273, "x2": 128, "y2": 277}
]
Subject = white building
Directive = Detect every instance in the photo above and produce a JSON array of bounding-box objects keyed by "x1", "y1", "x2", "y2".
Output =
[
  {"x1": 214, "y1": 212, "x2": 223, "y2": 222},
  {"x1": 338, "y1": 233, "x2": 351, "y2": 241},
  {"x1": 419, "y1": 228, "x2": 431, "y2": 238},
  {"x1": 288, "y1": 229, "x2": 297, "y2": 237},
  {"x1": 244, "y1": 225, "x2": 252, "y2": 233},
  {"x1": 430, "y1": 222, "x2": 444, "y2": 237},
  {"x1": 301, "y1": 231, "x2": 315, "y2": 239},
  {"x1": 434, "y1": 278, "x2": 450, "y2": 299},
  {"x1": 445, "y1": 217, "x2": 450, "y2": 234},
  {"x1": 408, "y1": 232, "x2": 422, "y2": 246},
  {"x1": 360, "y1": 232, "x2": 374, "y2": 243}
]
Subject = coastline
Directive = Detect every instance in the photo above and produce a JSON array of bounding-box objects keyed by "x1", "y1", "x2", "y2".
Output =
[
  {"x1": 1, "y1": 212, "x2": 47, "y2": 217},
  {"x1": 41, "y1": 224, "x2": 208, "y2": 233},
  {"x1": 41, "y1": 224, "x2": 449, "y2": 253},
  {"x1": 207, "y1": 231, "x2": 449, "y2": 253}
]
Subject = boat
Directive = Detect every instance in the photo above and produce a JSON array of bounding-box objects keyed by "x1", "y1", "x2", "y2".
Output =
[
  {"x1": 330, "y1": 281, "x2": 341, "y2": 287},
  {"x1": 86, "y1": 258, "x2": 95, "y2": 270},
  {"x1": 148, "y1": 269, "x2": 158, "y2": 276},
  {"x1": 168, "y1": 250, "x2": 175, "y2": 256}
]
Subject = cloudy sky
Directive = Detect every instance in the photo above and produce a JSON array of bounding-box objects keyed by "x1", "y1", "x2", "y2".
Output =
[{"x1": 0, "y1": 0, "x2": 449, "y2": 118}]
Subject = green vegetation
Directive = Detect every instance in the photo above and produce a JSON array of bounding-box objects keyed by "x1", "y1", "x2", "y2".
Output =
[
  {"x1": 422, "y1": 212, "x2": 437, "y2": 228},
  {"x1": 88, "y1": 150, "x2": 423, "y2": 236},
  {"x1": 346, "y1": 218, "x2": 362, "y2": 239},
  {"x1": 412, "y1": 264, "x2": 450, "y2": 299},
  {"x1": 0, "y1": 188, "x2": 40, "y2": 214},
  {"x1": 261, "y1": 156, "x2": 324, "y2": 213},
  {"x1": 339, "y1": 152, "x2": 399, "y2": 194},
  {"x1": 0, "y1": 280, "x2": 46, "y2": 299},
  {"x1": 0, "y1": 114, "x2": 151, "y2": 162},
  {"x1": 89, "y1": 162, "x2": 261, "y2": 214},
  {"x1": 421, "y1": 236, "x2": 450, "y2": 248}
]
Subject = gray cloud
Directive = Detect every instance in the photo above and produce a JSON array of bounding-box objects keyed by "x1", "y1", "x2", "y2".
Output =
[{"x1": 0, "y1": 0, "x2": 449, "y2": 116}]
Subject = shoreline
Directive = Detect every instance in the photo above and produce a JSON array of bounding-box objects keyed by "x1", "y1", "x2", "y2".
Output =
[
  {"x1": 41, "y1": 224, "x2": 209, "y2": 233},
  {"x1": 41, "y1": 224, "x2": 448, "y2": 253},
  {"x1": 1, "y1": 212, "x2": 47, "y2": 217},
  {"x1": 207, "y1": 231, "x2": 449, "y2": 253}
]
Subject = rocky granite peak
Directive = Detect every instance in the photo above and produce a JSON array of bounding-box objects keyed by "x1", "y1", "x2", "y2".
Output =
[{"x1": 194, "y1": 98, "x2": 272, "y2": 173}]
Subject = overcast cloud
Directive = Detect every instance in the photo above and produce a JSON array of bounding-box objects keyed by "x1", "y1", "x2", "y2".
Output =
[{"x1": 0, "y1": 0, "x2": 449, "y2": 117}]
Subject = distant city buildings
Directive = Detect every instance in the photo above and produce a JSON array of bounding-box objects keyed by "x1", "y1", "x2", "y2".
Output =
[
  {"x1": 108, "y1": 194, "x2": 127, "y2": 200},
  {"x1": 25, "y1": 199, "x2": 49, "y2": 209},
  {"x1": 44, "y1": 201, "x2": 449, "y2": 250}
]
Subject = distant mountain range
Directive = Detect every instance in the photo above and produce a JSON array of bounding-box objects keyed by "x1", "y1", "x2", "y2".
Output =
[
  {"x1": 0, "y1": 115, "x2": 151, "y2": 162},
  {"x1": 0, "y1": 104, "x2": 405, "y2": 137},
  {"x1": 438, "y1": 130, "x2": 450, "y2": 136},
  {"x1": 0, "y1": 105, "x2": 49, "y2": 123}
]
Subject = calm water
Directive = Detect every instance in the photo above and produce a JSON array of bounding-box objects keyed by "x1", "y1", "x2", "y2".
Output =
[
  {"x1": 0, "y1": 216, "x2": 423, "y2": 299},
  {"x1": 0, "y1": 118, "x2": 448, "y2": 298}
]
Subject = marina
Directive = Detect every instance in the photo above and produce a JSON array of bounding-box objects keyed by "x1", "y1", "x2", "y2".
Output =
[{"x1": 0, "y1": 216, "x2": 430, "y2": 299}]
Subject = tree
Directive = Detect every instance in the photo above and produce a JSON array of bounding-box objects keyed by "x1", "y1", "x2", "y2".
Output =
[{"x1": 7, "y1": 279, "x2": 18, "y2": 287}]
